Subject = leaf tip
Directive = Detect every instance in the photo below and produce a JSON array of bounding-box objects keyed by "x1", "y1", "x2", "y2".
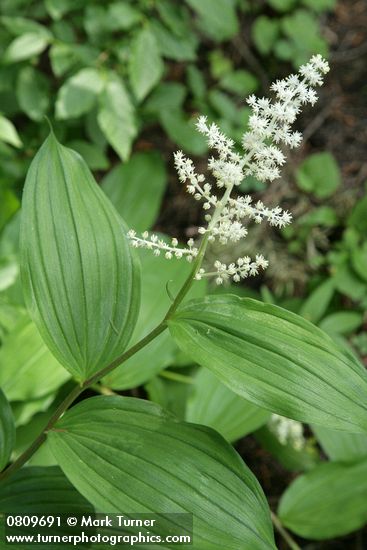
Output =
[{"x1": 44, "y1": 115, "x2": 55, "y2": 137}]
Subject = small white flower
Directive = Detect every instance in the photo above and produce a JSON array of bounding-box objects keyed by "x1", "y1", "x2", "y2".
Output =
[{"x1": 268, "y1": 414, "x2": 306, "y2": 450}]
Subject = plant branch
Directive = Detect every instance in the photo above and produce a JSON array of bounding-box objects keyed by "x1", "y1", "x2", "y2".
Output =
[
  {"x1": 271, "y1": 511, "x2": 301, "y2": 550},
  {"x1": 0, "y1": 239, "x2": 210, "y2": 483},
  {"x1": 0, "y1": 383, "x2": 83, "y2": 483},
  {"x1": 0, "y1": 321, "x2": 168, "y2": 483}
]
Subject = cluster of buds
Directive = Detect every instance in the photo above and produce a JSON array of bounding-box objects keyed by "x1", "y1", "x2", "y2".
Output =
[{"x1": 128, "y1": 55, "x2": 329, "y2": 285}]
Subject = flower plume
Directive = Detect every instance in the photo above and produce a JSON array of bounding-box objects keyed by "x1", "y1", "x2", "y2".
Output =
[{"x1": 128, "y1": 55, "x2": 329, "y2": 285}]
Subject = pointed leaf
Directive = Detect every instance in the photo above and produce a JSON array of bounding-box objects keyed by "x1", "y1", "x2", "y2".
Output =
[
  {"x1": 102, "y1": 152, "x2": 166, "y2": 231},
  {"x1": 129, "y1": 27, "x2": 164, "y2": 102},
  {"x1": 278, "y1": 460, "x2": 367, "y2": 539},
  {"x1": 98, "y1": 74, "x2": 137, "y2": 161},
  {"x1": 0, "y1": 316, "x2": 69, "y2": 401},
  {"x1": 16, "y1": 66, "x2": 50, "y2": 121},
  {"x1": 186, "y1": 368, "x2": 269, "y2": 442},
  {"x1": 312, "y1": 425, "x2": 367, "y2": 462},
  {"x1": 185, "y1": 0, "x2": 239, "y2": 42},
  {"x1": 0, "y1": 115, "x2": 22, "y2": 148},
  {"x1": 49, "y1": 396, "x2": 276, "y2": 549},
  {"x1": 4, "y1": 32, "x2": 50, "y2": 63},
  {"x1": 168, "y1": 295, "x2": 367, "y2": 432},
  {"x1": 0, "y1": 388, "x2": 15, "y2": 471},
  {"x1": 20, "y1": 133, "x2": 140, "y2": 380},
  {"x1": 55, "y1": 68, "x2": 104, "y2": 120}
]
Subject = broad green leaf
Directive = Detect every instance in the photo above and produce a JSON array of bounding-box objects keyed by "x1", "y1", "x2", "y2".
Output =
[
  {"x1": 0, "y1": 189, "x2": 20, "y2": 232},
  {"x1": 129, "y1": 27, "x2": 164, "y2": 102},
  {"x1": 4, "y1": 33, "x2": 50, "y2": 63},
  {"x1": 280, "y1": 10, "x2": 329, "y2": 67},
  {"x1": 296, "y1": 152, "x2": 341, "y2": 198},
  {"x1": 11, "y1": 394, "x2": 55, "y2": 428},
  {"x1": 0, "y1": 316, "x2": 69, "y2": 401},
  {"x1": 160, "y1": 110, "x2": 207, "y2": 155},
  {"x1": 145, "y1": 374, "x2": 192, "y2": 420},
  {"x1": 252, "y1": 16, "x2": 279, "y2": 55},
  {"x1": 97, "y1": 74, "x2": 137, "y2": 161},
  {"x1": 185, "y1": 0, "x2": 239, "y2": 42},
  {"x1": 66, "y1": 140, "x2": 109, "y2": 171},
  {"x1": 102, "y1": 152, "x2": 166, "y2": 231},
  {"x1": 56, "y1": 68, "x2": 104, "y2": 120},
  {"x1": 278, "y1": 460, "x2": 367, "y2": 539},
  {"x1": 103, "y1": 246, "x2": 206, "y2": 390},
  {"x1": 83, "y1": 5, "x2": 109, "y2": 42},
  {"x1": 208, "y1": 91, "x2": 239, "y2": 123},
  {"x1": 0, "y1": 388, "x2": 15, "y2": 471},
  {"x1": 152, "y1": 20, "x2": 198, "y2": 62},
  {"x1": 156, "y1": 0, "x2": 191, "y2": 36},
  {"x1": 49, "y1": 396, "x2": 276, "y2": 549},
  {"x1": 168, "y1": 295, "x2": 367, "y2": 432},
  {"x1": 312, "y1": 425, "x2": 367, "y2": 462},
  {"x1": 333, "y1": 265, "x2": 366, "y2": 301},
  {"x1": 0, "y1": 303, "x2": 24, "y2": 337},
  {"x1": 106, "y1": 2, "x2": 141, "y2": 31},
  {"x1": 347, "y1": 192, "x2": 367, "y2": 233},
  {"x1": 16, "y1": 67, "x2": 50, "y2": 121},
  {"x1": 49, "y1": 43, "x2": 76, "y2": 77},
  {"x1": 45, "y1": 0, "x2": 74, "y2": 20},
  {"x1": 186, "y1": 368, "x2": 270, "y2": 442},
  {"x1": 0, "y1": 115, "x2": 22, "y2": 148},
  {"x1": 209, "y1": 50, "x2": 233, "y2": 79},
  {"x1": 20, "y1": 132, "x2": 140, "y2": 380},
  {"x1": 1, "y1": 16, "x2": 50, "y2": 37},
  {"x1": 219, "y1": 70, "x2": 259, "y2": 97},
  {"x1": 186, "y1": 65, "x2": 206, "y2": 100},
  {"x1": 352, "y1": 242, "x2": 367, "y2": 282},
  {"x1": 0, "y1": 257, "x2": 18, "y2": 293},
  {"x1": 299, "y1": 278, "x2": 335, "y2": 323},
  {"x1": 319, "y1": 311, "x2": 363, "y2": 335},
  {"x1": 13, "y1": 409, "x2": 58, "y2": 467},
  {"x1": 298, "y1": 205, "x2": 338, "y2": 227},
  {"x1": 0, "y1": 212, "x2": 20, "y2": 260},
  {"x1": 144, "y1": 82, "x2": 186, "y2": 115},
  {"x1": 0, "y1": 466, "x2": 94, "y2": 548}
]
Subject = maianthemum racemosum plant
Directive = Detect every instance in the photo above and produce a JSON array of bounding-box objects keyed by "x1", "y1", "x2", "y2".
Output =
[{"x1": 2, "y1": 55, "x2": 367, "y2": 550}]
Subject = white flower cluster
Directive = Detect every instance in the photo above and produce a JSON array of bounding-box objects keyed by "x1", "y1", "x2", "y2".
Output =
[
  {"x1": 128, "y1": 231, "x2": 198, "y2": 262},
  {"x1": 243, "y1": 54, "x2": 329, "y2": 183},
  {"x1": 127, "y1": 55, "x2": 329, "y2": 284},
  {"x1": 195, "y1": 255, "x2": 269, "y2": 285},
  {"x1": 268, "y1": 414, "x2": 306, "y2": 451}
]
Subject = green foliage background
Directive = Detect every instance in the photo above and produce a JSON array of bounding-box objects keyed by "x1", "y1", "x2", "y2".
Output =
[{"x1": 2, "y1": 0, "x2": 367, "y2": 547}]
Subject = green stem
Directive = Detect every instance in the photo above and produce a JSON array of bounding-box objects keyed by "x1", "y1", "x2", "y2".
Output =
[
  {"x1": 0, "y1": 321, "x2": 167, "y2": 484},
  {"x1": 0, "y1": 383, "x2": 83, "y2": 483},
  {"x1": 271, "y1": 512, "x2": 301, "y2": 550},
  {"x1": 0, "y1": 239, "x2": 209, "y2": 483},
  {"x1": 165, "y1": 232, "x2": 209, "y2": 319},
  {"x1": 1, "y1": 182, "x2": 233, "y2": 483}
]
